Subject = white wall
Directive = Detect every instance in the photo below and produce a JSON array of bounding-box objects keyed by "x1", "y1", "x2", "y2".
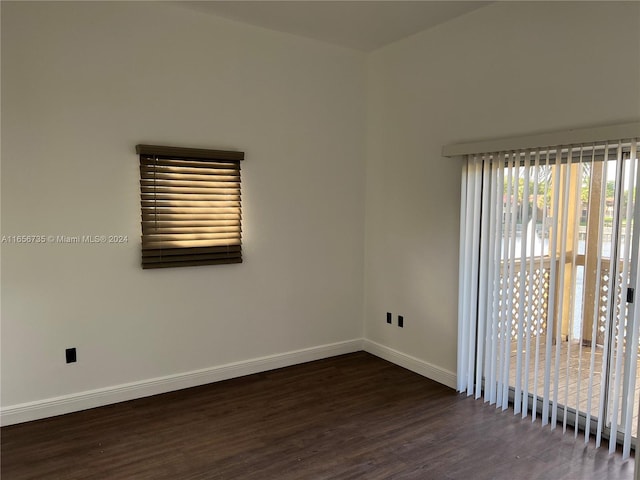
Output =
[
  {"x1": 1, "y1": 2, "x2": 366, "y2": 412},
  {"x1": 364, "y1": 1, "x2": 640, "y2": 376}
]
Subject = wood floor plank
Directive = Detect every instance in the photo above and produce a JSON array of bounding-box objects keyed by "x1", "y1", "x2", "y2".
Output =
[{"x1": 1, "y1": 352, "x2": 634, "y2": 479}]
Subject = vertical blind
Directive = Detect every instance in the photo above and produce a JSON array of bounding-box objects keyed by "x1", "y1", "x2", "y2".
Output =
[
  {"x1": 137, "y1": 144, "x2": 244, "y2": 269},
  {"x1": 457, "y1": 138, "x2": 640, "y2": 458}
]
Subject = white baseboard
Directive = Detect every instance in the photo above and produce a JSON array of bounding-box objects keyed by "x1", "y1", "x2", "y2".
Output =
[
  {"x1": 1, "y1": 339, "x2": 364, "y2": 426},
  {"x1": 2, "y1": 338, "x2": 457, "y2": 426},
  {"x1": 363, "y1": 339, "x2": 456, "y2": 389}
]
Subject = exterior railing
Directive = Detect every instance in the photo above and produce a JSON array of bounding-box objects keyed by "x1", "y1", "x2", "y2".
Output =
[
  {"x1": 500, "y1": 257, "x2": 552, "y2": 341},
  {"x1": 502, "y1": 256, "x2": 629, "y2": 347},
  {"x1": 594, "y1": 258, "x2": 628, "y2": 347}
]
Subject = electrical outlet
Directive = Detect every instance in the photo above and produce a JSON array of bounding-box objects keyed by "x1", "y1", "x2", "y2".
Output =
[
  {"x1": 65, "y1": 347, "x2": 77, "y2": 364},
  {"x1": 386, "y1": 312, "x2": 392, "y2": 324},
  {"x1": 398, "y1": 315, "x2": 404, "y2": 328}
]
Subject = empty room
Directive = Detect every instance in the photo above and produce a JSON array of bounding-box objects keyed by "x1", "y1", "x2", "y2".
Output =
[{"x1": 2, "y1": 1, "x2": 639, "y2": 478}]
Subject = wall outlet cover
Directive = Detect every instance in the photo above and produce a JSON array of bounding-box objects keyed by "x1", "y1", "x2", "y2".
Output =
[{"x1": 65, "y1": 348, "x2": 77, "y2": 364}]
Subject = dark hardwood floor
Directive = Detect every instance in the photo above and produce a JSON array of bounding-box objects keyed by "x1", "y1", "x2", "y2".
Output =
[{"x1": 1, "y1": 352, "x2": 634, "y2": 479}]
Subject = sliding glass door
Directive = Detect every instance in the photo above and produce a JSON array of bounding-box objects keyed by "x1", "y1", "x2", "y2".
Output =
[
  {"x1": 502, "y1": 145, "x2": 639, "y2": 451},
  {"x1": 457, "y1": 138, "x2": 639, "y2": 458}
]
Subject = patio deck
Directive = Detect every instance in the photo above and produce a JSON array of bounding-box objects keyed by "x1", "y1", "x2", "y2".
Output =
[{"x1": 507, "y1": 337, "x2": 640, "y2": 438}]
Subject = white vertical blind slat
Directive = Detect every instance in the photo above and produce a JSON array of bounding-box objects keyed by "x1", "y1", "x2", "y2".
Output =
[
  {"x1": 484, "y1": 158, "x2": 499, "y2": 404},
  {"x1": 475, "y1": 159, "x2": 493, "y2": 399},
  {"x1": 495, "y1": 155, "x2": 508, "y2": 407},
  {"x1": 489, "y1": 158, "x2": 504, "y2": 405},
  {"x1": 622, "y1": 140, "x2": 640, "y2": 458},
  {"x1": 501, "y1": 153, "x2": 513, "y2": 410},
  {"x1": 522, "y1": 151, "x2": 539, "y2": 418},
  {"x1": 456, "y1": 160, "x2": 468, "y2": 393},
  {"x1": 466, "y1": 159, "x2": 483, "y2": 394},
  {"x1": 584, "y1": 145, "x2": 605, "y2": 443},
  {"x1": 497, "y1": 153, "x2": 510, "y2": 408},
  {"x1": 563, "y1": 147, "x2": 584, "y2": 434},
  {"x1": 608, "y1": 145, "x2": 625, "y2": 453},
  {"x1": 532, "y1": 151, "x2": 551, "y2": 423},
  {"x1": 458, "y1": 158, "x2": 476, "y2": 395},
  {"x1": 542, "y1": 157, "x2": 562, "y2": 426},
  {"x1": 596, "y1": 145, "x2": 614, "y2": 449},
  {"x1": 513, "y1": 152, "x2": 531, "y2": 415},
  {"x1": 551, "y1": 150, "x2": 571, "y2": 430},
  {"x1": 572, "y1": 147, "x2": 588, "y2": 438},
  {"x1": 502, "y1": 153, "x2": 518, "y2": 410}
]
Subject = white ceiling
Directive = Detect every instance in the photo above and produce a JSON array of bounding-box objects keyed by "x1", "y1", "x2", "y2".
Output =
[{"x1": 177, "y1": 1, "x2": 490, "y2": 52}]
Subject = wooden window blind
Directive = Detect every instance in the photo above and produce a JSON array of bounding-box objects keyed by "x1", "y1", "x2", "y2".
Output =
[{"x1": 137, "y1": 144, "x2": 244, "y2": 269}]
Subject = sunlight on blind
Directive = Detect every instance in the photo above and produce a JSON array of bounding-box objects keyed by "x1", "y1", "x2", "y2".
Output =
[{"x1": 137, "y1": 145, "x2": 244, "y2": 269}]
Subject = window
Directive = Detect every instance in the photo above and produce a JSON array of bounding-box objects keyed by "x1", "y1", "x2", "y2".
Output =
[{"x1": 137, "y1": 144, "x2": 244, "y2": 269}]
